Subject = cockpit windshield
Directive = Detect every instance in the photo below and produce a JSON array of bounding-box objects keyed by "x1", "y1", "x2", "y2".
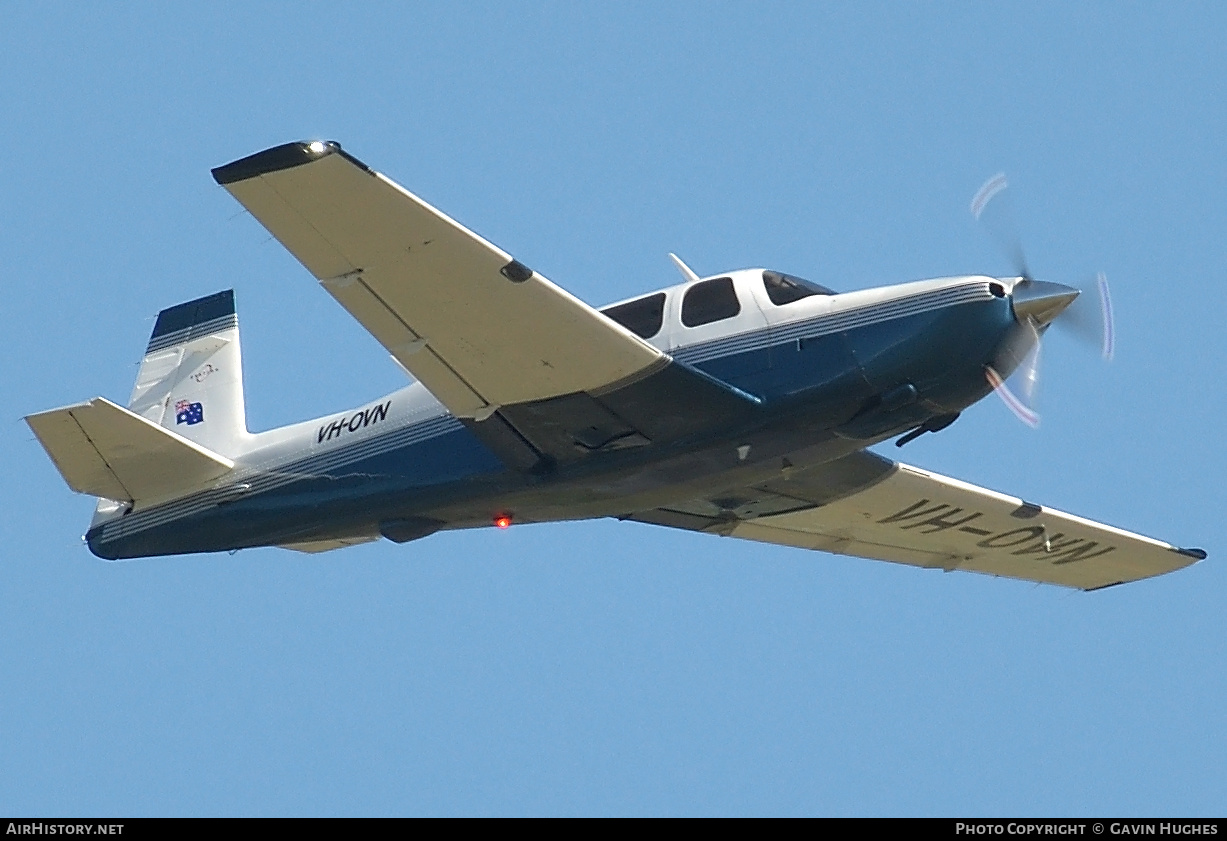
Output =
[{"x1": 762, "y1": 270, "x2": 835, "y2": 305}]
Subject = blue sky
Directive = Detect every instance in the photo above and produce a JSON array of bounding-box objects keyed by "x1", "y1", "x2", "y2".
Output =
[{"x1": 2, "y1": 3, "x2": 1223, "y2": 816}]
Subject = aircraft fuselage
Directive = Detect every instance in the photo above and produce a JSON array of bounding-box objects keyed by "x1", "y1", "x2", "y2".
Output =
[{"x1": 85, "y1": 271, "x2": 1017, "y2": 559}]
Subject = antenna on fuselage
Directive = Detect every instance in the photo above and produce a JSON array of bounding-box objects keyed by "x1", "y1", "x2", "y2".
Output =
[{"x1": 668, "y1": 253, "x2": 701, "y2": 284}]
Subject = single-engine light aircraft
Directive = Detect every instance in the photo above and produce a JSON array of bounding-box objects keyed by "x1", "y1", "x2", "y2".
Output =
[{"x1": 27, "y1": 141, "x2": 1205, "y2": 589}]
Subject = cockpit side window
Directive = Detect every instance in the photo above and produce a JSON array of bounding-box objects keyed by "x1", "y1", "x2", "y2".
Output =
[
  {"x1": 762, "y1": 270, "x2": 835, "y2": 305},
  {"x1": 681, "y1": 277, "x2": 741, "y2": 327},
  {"x1": 601, "y1": 292, "x2": 666, "y2": 339}
]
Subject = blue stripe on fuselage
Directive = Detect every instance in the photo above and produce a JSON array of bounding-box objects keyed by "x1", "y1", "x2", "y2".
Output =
[
  {"x1": 87, "y1": 422, "x2": 505, "y2": 559},
  {"x1": 690, "y1": 292, "x2": 1012, "y2": 410}
]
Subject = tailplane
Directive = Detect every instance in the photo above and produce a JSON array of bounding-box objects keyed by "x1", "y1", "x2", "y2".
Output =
[{"x1": 26, "y1": 397, "x2": 234, "y2": 504}]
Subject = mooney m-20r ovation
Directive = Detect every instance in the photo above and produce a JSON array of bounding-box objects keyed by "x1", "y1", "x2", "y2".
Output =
[{"x1": 26, "y1": 142, "x2": 1206, "y2": 589}]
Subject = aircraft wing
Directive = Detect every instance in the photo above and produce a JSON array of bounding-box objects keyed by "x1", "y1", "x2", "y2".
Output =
[
  {"x1": 212, "y1": 141, "x2": 665, "y2": 421},
  {"x1": 628, "y1": 453, "x2": 1203, "y2": 590}
]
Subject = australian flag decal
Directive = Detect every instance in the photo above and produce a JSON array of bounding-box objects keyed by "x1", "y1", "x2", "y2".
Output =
[{"x1": 175, "y1": 400, "x2": 204, "y2": 426}]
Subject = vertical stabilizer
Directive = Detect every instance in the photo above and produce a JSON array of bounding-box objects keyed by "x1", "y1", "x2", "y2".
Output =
[{"x1": 128, "y1": 290, "x2": 249, "y2": 457}]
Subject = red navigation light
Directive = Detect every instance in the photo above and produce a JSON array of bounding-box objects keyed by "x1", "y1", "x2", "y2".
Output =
[{"x1": 494, "y1": 514, "x2": 513, "y2": 530}]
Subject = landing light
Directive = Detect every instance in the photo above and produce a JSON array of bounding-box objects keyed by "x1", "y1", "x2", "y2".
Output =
[
  {"x1": 307, "y1": 140, "x2": 327, "y2": 154},
  {"x1": 494, "y1": 514, "x2": 513, "y2": 530}
]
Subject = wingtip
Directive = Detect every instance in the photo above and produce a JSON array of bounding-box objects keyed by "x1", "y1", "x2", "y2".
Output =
[{"x1": 211, "y1": 140, "x2": 351, "y2": 185}]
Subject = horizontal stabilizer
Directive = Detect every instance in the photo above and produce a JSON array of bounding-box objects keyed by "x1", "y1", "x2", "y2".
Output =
[{"x1": 26, "y1": 397, "x2": 234, "y2": 503}]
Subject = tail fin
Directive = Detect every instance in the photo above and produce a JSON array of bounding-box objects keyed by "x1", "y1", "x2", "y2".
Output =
[{"x1": 127, "y1": 290, "x2": 249, "y2": 457}]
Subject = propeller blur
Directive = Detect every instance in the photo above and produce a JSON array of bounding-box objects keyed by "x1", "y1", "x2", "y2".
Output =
[{"x1": 971, "y1": 174, "x2": 1116, "y2": 427}]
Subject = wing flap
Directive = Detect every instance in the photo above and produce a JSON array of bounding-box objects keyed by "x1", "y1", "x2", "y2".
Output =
[
  {"x1": 319, "y1": 272, "x2": 488, "y2": 416},
  {"x1": 279, "y1": 535, "x2": 380, "y2": 554},
  {"x1": 214, "y1": 142, "x2": 664, "y2": 418},
  {"x1": 26, "y1": 398, "x2": 234, "y2": 503}
]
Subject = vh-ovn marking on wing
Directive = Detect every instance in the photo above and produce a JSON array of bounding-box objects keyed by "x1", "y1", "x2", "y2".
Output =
[
  {"x1": 727, "y1": 464, "x2": 1200, "y2": 590},
  {"x1": 876, "y1": 497, "x2": 1116, "y2": 565}
]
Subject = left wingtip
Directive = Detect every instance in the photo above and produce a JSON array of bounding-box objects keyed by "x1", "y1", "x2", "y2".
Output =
[{"x1": 211, "y1": 140, "x2": 344, "y2": 185}]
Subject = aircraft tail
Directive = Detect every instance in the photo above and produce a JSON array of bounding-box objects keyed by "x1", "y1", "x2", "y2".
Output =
[
  {"x1": 26, "y1": 289, "x2": 251, "y2": 517},
  {"x1": 127, "y1": 290, "x2": 250, "y2": 457}
]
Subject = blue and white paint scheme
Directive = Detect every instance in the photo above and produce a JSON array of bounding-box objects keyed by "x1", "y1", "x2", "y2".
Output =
[{"x1": 26, "y1": 141, "x2": 1205, "y2": 590}]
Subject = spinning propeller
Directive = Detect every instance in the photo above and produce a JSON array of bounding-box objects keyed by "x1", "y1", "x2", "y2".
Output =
[{"x1": 970, "y1": 173, "x2": 1115, "y2": 427}]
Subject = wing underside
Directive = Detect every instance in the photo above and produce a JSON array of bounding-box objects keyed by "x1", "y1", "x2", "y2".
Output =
[
  {"x1": 213, "y1": 141, "x2": 665, "y2": 421},
  {"x1": 628, "y1": 453, "x2": 1202, "y2": 590}
]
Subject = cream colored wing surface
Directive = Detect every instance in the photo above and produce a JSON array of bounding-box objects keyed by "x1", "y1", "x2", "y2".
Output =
[
  {"x1": 727, "y1": 463, "x2": 1201, "y2": 590},
  {"x1": 213, "y1": 142, "x2": 664, "y2": 418},
  {"x1": 25, "y1": 398, "x2": 234, "y2": 504}
]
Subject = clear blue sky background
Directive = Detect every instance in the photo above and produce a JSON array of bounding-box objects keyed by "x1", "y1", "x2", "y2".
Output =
[{"x1": 2, "y1": 2, "x2": 1223, "y2": 817}]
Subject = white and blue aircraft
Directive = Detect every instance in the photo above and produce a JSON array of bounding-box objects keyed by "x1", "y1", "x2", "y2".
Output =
[{"x1": 26, "y1": 141, "x2": 1205, "y2": 589}]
